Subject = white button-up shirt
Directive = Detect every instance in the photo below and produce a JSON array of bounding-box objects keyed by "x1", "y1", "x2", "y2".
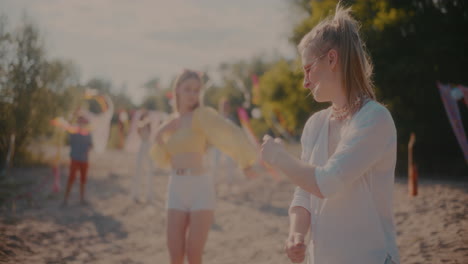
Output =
[{"x1": 290, "y1": 100, "x2": 400, "y2": 264}]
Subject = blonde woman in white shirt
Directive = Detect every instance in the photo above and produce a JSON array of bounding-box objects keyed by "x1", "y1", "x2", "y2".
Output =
[{"x1": 261, "y1": 4, "x2": 399, "y2": 264}]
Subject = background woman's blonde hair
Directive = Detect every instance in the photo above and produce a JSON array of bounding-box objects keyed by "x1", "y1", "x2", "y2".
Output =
[
  {"x1": 298, "y1": 2, "x2": 376, "y2": 107},
  {"x1": 172, "y1": 69, "x2": 204, "y2": 113}
]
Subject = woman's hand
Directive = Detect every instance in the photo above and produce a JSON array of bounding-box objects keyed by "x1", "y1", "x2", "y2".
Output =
[
  {"x1": 260, "y1": 135, "x2": 285, "y2": 165},
  {"x1": 243, "y1": 163, "x2": 265, "y2": 179},
  {"x1": 285, "y1": 232, "x2": 307, "y2": 263}
]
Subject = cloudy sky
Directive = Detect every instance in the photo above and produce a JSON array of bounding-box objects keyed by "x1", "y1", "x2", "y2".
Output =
[{"x1": 1, "y1": 0, "x2": 299, "y2": 103}]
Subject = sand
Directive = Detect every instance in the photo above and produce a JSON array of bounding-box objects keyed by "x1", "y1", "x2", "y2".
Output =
[{"x1": 0, "y1": 147, "x2": 467, "y2": 263}]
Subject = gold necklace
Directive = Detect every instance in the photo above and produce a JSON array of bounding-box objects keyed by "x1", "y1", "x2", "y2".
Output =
[{"x1": 331, "y1": 96, "x2": 366, "y2": 120}]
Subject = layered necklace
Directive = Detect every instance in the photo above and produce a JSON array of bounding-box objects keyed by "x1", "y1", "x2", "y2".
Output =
[{"x1": 331, "y1": 96, "x2": 368, "y2": 121}]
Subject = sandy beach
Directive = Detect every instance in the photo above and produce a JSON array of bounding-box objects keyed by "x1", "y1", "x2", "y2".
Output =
[{"x1": 1, "y1": 147, "x2": 467, "y2": 264}]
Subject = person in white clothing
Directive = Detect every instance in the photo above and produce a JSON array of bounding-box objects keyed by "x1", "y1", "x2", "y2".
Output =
[
  {"x1": 132, "y1": 110, "x2": 159, "y2": 204},
  {"x1": 260, "y1": 3, "x2": 399, "y2": 264}
]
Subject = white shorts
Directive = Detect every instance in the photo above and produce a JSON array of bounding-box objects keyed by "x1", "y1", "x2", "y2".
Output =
[{"x1": 166, "y1": 172, "x2": 216, "y2": 211}]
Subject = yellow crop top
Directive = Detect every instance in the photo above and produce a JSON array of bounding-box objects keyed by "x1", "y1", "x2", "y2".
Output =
[{"x1": 150, "y1": 106, "x2": 257, "y2": 169}]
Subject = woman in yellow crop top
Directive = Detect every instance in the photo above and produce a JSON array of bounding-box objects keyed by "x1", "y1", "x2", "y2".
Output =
[{"x1": 151, "y1": 69, "x2": 260, "y2": 264}]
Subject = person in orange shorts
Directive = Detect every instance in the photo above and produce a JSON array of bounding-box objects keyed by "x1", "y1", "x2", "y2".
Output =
[{"x1": 63, "y1": 116, "x2": 93, "y2": 206}]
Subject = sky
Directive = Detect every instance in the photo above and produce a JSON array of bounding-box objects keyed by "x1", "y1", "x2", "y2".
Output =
[{"x1": 1, "y1": 0, "x2": 300, "y2": 103}]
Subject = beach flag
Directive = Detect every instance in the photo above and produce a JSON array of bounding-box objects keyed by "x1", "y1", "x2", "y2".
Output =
[
  {"x1": 251, "y1": 74, "x2": 260, "y2": 105},
  {"x1": 437, "y1": 83, "x2": 468, "y2": 163},
  {"x1": 458, "y1": 85, "x2": 468, "y2": 107},
  {"x1": 237, "y1": 107, "x2": 260, "y2": 147}
]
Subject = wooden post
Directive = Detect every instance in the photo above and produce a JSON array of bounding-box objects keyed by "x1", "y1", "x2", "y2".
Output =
[
  {"x1": 408, "y1": 133, "x2": 418, "y2": 196},
  {"x1": 2, "y1": 134, "x2": 16, "y2": 178}
]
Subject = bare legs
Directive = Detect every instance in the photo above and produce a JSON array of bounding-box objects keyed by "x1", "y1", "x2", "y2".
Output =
[{"x1": 167, "y1": 209, "x2": 214, "y2": 264}]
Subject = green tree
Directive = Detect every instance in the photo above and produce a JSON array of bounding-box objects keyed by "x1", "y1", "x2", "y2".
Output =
[
  {"x1": 0, "y1": 15, "x2": 81, "y2": 166},
  {"x1": 140, "y1": 76, "x2": 171, "y2": 112},
  {"x1": 271, "y1": 0, "x2": 468, "y2": 174},
  {"x1": 204, "y1": 55, "x2": 278, "y2": 132}
]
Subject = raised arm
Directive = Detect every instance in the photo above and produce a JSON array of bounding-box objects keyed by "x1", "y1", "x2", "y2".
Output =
[
  {"x1": 193, "y1": 107, "x2": 257, "y2": 169},
  {"x1": 262, "y1": 104, "x2": 396, "y2": 199},
  {"x1": 150, "y1": 117, "x2": 179, "y2": 169}
]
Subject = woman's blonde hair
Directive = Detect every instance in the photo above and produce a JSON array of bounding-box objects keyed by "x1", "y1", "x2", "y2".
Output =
[
  {"x1": 298, "y1": 2, "x2": 376, "y2": 107},
  {"x1": 172, "y1": 69, "x2": 204, "y2": 113}
]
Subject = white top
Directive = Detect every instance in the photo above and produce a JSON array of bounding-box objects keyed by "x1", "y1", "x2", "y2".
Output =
[{"x1": 290, "y1": 100, "x2": 400, "y2": 264}]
